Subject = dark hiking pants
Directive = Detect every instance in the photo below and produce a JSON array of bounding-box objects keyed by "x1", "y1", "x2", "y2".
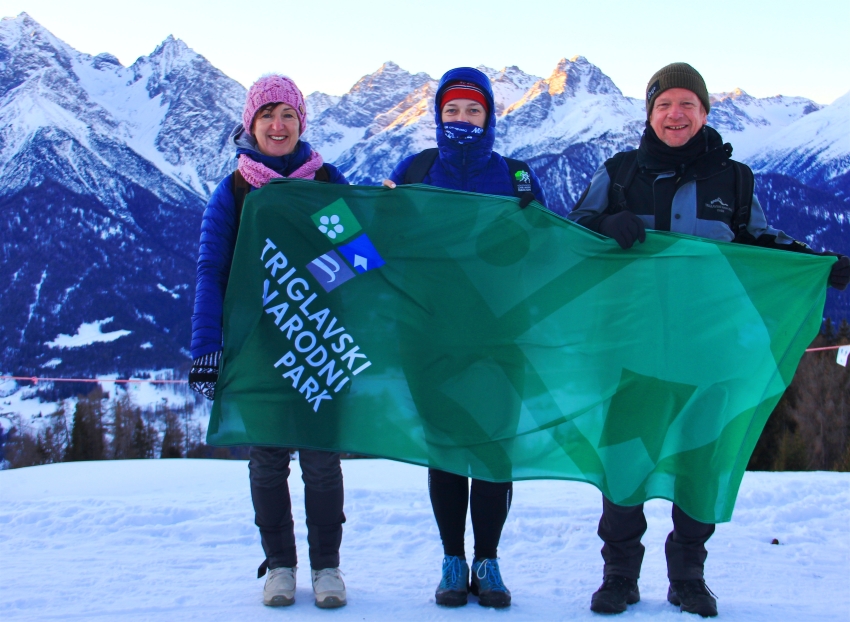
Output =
[
  {"x1": 598, "y1": 496, "x2": 715, "y2": 581},
  {"x1": 249, "y1": 446, "x2": 344, "y2": 571},
  {"x1": 429, "y1": 468, "x2": 512, "y2": 561}
]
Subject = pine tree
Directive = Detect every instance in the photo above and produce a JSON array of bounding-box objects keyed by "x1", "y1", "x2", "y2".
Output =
[
  {"x1": 160, "y1": 406, "x2": 184, "y2": 459},
  {"x1": 837, "y1": 319, "x2": 850, "y2": 341},
  {"x1": 822, "y1": 318, "x2": 836, "y2": 341},
  {"x1": 111, "y1": 395, "x2": 139, "y2": 459},
  {"x1": 131, "y1": 410, "x2": 157, "y2": 459},
  {"x1": 65, "y1": 389, "x2": 106, "y2": 462}
]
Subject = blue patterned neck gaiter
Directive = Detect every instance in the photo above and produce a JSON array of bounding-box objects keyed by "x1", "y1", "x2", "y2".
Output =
[{"x1": 441, "y1": 121, "x2": 486, "y2": 145}]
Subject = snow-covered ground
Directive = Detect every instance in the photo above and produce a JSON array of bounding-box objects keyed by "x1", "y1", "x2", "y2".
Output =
[{"x1": 1, "y1": 459, "x2": 847, "y2": 621}]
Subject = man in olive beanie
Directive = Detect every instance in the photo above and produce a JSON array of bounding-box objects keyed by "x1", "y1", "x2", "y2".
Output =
[
  {"x1": 568, "y1": 62, "x2": 850, "y2": 618},
  {"x1": 645, "y1": 62, "x2": 711, "y2": 118}
]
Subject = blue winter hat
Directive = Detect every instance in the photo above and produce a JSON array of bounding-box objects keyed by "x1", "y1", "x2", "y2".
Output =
[{"x1": 435, "y1": 67, "x2": 496, "y2": 129}]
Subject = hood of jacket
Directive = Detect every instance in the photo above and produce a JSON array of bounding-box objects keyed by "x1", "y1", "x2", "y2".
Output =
[{"x1": 434, "y1": 67, "x2": 497, "y2": 180}]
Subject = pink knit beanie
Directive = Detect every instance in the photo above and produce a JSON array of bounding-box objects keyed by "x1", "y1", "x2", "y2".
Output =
[{"x1": 242, "y1": 74, "x2": 307, "y2": 136}]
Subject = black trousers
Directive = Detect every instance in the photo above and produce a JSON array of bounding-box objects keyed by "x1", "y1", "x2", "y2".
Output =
[
  {"x1": 429, "y1": 468, "x2": 512, "y2": 561},
  {"x1": 598, "y1": 496, "x2": 715, "y2": 581},
  {"x1": 249, "y1": 446, "x2": 344, "y2": 570}
]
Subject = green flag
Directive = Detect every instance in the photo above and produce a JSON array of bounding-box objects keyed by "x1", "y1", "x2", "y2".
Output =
[{"x1": 209, "y1": 179, "x2": 832, "y2": 523}]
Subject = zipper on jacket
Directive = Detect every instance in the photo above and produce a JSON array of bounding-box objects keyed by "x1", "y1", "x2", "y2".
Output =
[{"x1": 462, "y1": 145, "x2": 468, "y2": 191}]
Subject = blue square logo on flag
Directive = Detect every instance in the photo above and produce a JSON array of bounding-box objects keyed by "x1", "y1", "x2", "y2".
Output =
[
  {"x1": 306, "y1": 251, "x2": 356, "y2": 292},
  {"x1": 338, "y1": 234, "x2": 386, "y2": 274}
]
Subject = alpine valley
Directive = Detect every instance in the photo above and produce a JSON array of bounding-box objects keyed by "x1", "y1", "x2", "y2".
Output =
[{"x1": 1, "y1": 12, "x2": 847, "y2": 385}]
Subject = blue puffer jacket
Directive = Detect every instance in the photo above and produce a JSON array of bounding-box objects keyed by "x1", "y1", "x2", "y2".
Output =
[
  {"x1": 191, "y1": 136, "x2": 347, "y2": 359},
  {"x1": 389, "y1": 67, "x2": 546, "y2": 205}
]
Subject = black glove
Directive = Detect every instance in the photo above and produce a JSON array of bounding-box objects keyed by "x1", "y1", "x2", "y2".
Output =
[
  {"x1": 826, "y1": 254, "x2": 850, "y2": 290},
  {"x1": 519, "y1": 192, "x2": 536, "y2": 209},
  {"x1": 189, "y1": 351, "x2": 221, "y2": 400},
  {"x1": 599, "y1": 211, "x2": 647, "y2": 249}
]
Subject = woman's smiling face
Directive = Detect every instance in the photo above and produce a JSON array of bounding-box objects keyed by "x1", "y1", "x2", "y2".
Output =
[{"x1": 252, "y1": 103, "x2": 300, "y2": 156}]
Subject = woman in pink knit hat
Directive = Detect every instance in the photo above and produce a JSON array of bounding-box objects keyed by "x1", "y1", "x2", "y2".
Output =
[{"x1": 189, "y1": 74, "x2": 348, "y2": 610}]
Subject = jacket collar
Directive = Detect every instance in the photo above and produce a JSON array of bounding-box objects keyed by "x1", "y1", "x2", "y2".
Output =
[{"x1": 637, "y1": 125, "x2": 733, "y2": 180}]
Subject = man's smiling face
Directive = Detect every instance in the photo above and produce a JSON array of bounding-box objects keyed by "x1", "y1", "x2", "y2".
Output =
[{"x1": 649, "y1": 88, "x2": 708, "y2": 147}]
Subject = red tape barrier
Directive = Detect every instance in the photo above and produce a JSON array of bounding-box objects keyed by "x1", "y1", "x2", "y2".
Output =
[{"x1": 0, "y1": 376, "x2": 186, "y2": 384}]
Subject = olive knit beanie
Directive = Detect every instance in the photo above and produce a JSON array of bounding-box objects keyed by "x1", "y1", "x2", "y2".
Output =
[
  {"x1": 242, "y1": 74, "x2": 307, "y2": 135},
  {"x1": 645, "y1": 63, "x2": 710, "y2": 117}
]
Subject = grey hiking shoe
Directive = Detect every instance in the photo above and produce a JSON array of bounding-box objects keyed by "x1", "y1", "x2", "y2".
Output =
[
  {"x1": 668, "y1": 579, "x2": 717, "y2": 617},
  {"x1": 312, "y1": 567, "x2": 347, "y2": 609},
  {"x1": 263, "y1": 566, "x2": 296, "y2": 607},
  {"x1": 590, "y1": 575, "x2": 640, "y2": 614}
]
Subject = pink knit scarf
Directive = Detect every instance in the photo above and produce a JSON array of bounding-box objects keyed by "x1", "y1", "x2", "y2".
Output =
[{"x1": 237, "y1": 150, "x2": 324, "y2": 188}]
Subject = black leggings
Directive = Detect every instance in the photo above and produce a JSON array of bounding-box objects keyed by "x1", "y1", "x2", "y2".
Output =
[{"x1": 428, "y1": 468, "x2": 512, "y2": 560}]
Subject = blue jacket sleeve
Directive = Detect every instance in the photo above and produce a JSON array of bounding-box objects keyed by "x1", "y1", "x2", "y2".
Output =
[
  {"x1": 322, "y1": 163, "x2": 350, "y2": 185},
  {"x1": 566, "y1": 164, "x2": 611, "y2": 231},
  {"x1": 741, "y1": 190, "x2": 808, "y2": 250},
  {"x1": 389, "y1": 155, "x2": 417, "y2": 185},
  {"x1": 191, "y1": 166, "x2": 348, "y2": 359},
  {"x1": 190, "y1": 176, "x2": 239, "y2": 359}
]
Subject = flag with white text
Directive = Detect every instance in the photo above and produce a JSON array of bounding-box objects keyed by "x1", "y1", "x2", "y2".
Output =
[{"x1": 208, "y1": 179, "x2": 832, "y2": 523}]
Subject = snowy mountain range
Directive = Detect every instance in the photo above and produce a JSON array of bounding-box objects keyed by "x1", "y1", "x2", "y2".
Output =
[{"x1": 0, "y1": 12, "x2": 847, "y2": 381}]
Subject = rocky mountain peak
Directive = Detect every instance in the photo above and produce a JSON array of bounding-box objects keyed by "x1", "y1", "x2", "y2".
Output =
[
  {"x1": 1, "y1": 11, "x2": 42, "y2": 38},
  {"x1": 0, "y1": 12, "x2": 75, "y2": 79},
  {"x1": 546, "y1": 56, "x2": 622, "y2": 99},
  {"x1": 712, "y1": 88, "x2": 754, "y2": 105},
  {"x1": 134, "y1": 34, "x2": 196, "y2": 80}
]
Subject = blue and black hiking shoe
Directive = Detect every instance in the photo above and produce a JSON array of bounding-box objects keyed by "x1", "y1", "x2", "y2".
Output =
[
  {"x1": 435, "y1": 555, "x2": 469, "y2": 607},
  {"x1": 470, "y1": 558, "x2": 511, "y2": 608}
]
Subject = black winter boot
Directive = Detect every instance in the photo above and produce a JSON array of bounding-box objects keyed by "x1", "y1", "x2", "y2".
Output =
[
  {"x1": 590, "y1": 575, "x2": 640, "y2": 614},
  {"x1": 667, "y1": 579, "x2": 717, "y2": 617}
]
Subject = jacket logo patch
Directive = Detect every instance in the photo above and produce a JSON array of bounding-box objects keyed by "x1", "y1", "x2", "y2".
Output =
[
  {"x1": 515, "y1": 170, "x2": 532, "y2": 193},
  {"x1": 705, "y1": 197, "x2": 733, "y2": 214}
]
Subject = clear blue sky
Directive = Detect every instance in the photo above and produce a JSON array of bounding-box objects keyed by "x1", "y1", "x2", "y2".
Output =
[{"x1": 3, "y1": 0, "x2": 848, "y2": 104}]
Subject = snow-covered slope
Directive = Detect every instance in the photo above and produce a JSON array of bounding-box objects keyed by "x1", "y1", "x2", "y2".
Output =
[
  {"x1": 0, "y1": 13, "x2": 245, "y2": 379},
  {"x1": 303, "y1": 62, "x2": 433, "y2": 164},
  {"x1": 0, "y1": 13, "x2": 244, "y2": 199},
  {"x1": 747, "y1": 90, "x2": 850, "y2": 199},
  {"x1": 708, "y1": 89, "x2": 822, "y2": 161},
  {"x1": 1, "y1": 459, "x2": 848, "y2": 621}
]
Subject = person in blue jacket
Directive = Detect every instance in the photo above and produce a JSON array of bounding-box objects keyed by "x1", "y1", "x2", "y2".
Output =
[
  {"x1": 384, "y1": 67, "x2": 546, "y2": 609},
  {"x1": 188, "y1": 74, "x2": 348, "y2": 610}
]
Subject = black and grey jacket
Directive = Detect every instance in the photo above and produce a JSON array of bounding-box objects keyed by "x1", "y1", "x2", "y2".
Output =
[{"x1": 568, "y1": 127, "x2": 804, "y2": 249}]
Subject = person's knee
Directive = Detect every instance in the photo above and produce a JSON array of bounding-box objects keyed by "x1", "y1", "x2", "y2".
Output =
[
  {"x1": 299, "y1": 450, "x2": 342, "y2": 491},
  {"x1": 249, "y1": 446, "x2": 292, "y2": 488},
  {"x1": 671, "y1": 505, "x2": 715, "y2": 541},
  {"x1": 470, "y1": 478, "x2": 512, "y2": 499}
]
